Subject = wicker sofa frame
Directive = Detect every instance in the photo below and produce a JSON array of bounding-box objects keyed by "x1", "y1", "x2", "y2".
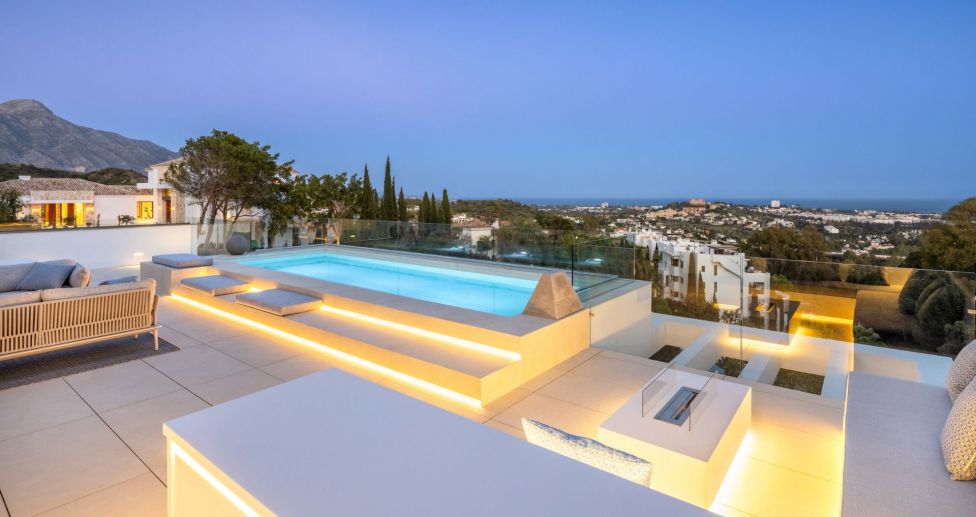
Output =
[{"x1": 0, "y1": 286, "x2": 159, "y2": 361}]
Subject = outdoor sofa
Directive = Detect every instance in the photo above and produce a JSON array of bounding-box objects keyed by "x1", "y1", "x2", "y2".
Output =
[{"x1": 0, "y1": 260, "x2": 158, "y2": 361}]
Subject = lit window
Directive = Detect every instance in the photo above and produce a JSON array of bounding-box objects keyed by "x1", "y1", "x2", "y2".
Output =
[{"x1": 137, "y1": 201, "x2": 154, "y2": 220}]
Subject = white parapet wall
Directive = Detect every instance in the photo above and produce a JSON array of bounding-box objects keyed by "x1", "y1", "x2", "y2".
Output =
[{"x1": 0, "y1": 224, "x2": 193, "y2": 269}]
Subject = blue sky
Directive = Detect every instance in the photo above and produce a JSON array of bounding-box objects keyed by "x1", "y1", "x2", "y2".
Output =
[{"x1": 2, "y1": 1, "x2": 973, "y2": 199}]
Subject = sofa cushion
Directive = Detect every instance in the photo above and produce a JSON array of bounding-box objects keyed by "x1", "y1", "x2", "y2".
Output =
[
  {"x1": 0, "y1": 290, "x2": 42, "y2": 307},
  {"x1": 0, "y1": 262, "x2": 34, "y2": 292},
  {"x1": 16, "y1": 263, "x2": 76, "y2": 291},
  {"x1": 844, "y1": 372, "x2": 976, "y2": 516},
  {"x1": 68, "y1": 264, "x2": 92, "y2": 288},
  {"x1": 152, "y1": 253, "x2": 213, "y2": 269},
  {"x1": 946, "y1": 340, "x2": 976, "y2": 401},
  {"x1": 181, "y1": 275, "x2": 250, "y2": 296},
  {"x1": 942, "y1": 377, "x2": 976, "y2": 480},
  {"x1": 522, "y1": 418, "x2": 653, "y2": 488},
  {"x1": 40, "y1": 279, "x2": 157, "y2": 302},
  {"x1": 235, "y1": 289, "x2": 322, "y2": 316}
]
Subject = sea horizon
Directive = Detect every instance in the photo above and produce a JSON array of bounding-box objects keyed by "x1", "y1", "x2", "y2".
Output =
[{"x1": 505, "y1": 197, "x2": 960, "y2": 214}]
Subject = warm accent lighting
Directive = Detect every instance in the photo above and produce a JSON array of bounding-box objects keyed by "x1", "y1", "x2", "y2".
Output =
[
  {"x1": 319, "y1": 304, "x2": 520, "y2": 361},
  {"x1": 169, "y1": 295, "x2": 483, "y2": 409},
  {"x1": 800, "y1": 313, "x2": 854, "y2": 326},
  {"x1": 170, "y1": 441, "x2": 260, "y2": 517}
]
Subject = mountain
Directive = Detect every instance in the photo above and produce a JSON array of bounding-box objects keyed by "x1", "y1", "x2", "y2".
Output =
[
  {"x1": 0, "y1": 163, "x2": 144, "y2": 185},
  {"x1": 0, "y1": 99, "x2": 178, "y2": 173}
]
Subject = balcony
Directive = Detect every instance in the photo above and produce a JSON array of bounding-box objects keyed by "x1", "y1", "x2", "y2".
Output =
[{"x1": 0, "y1": 221, "x2": 972, "y2": 516}]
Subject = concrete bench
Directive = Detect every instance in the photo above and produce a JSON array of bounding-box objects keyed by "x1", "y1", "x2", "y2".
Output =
[
  {"x1": 843, "y1": 372, "x2": 976, "y2": 516},
  {"x1": 140, "y1": 254, "x2": 214, "y2": 295}
]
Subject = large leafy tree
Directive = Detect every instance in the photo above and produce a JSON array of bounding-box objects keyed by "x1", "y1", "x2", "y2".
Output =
[
  {"x1": 0, "y1": 190, "x2": 24, "y2": 223},
  {"x1": 919, "y1": 198, "x2": 976, "y2": 273},
  {"x1": 168, "y1": 130, "x2": 293, "y2": 246}
]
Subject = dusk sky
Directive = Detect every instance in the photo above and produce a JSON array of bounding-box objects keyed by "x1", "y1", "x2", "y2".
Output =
[{"x1": 2, "y1": 1, "x2": 973, "y2": 199}]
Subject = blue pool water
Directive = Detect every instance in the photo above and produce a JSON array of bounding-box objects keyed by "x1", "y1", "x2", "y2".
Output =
[{"x1": 240, "y1": 252, "x2": 542, "y2": 316}]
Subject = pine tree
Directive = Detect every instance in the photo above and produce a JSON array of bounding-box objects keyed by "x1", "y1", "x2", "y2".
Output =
[
  {"x1": 381, "y1": 156, "x2": 396, "y2": 220},
  {"x1": 398, "y1": 187, "x2": 407, "y2": 222},
  {"x1": 360, "y1": 164, "x2": 377, "y2": 219},
  {"x1": 440, "y1": 189, "x2": 452, "y2": 225},
  {"x1": 420, "y1": 192, "x2": 430, "y2": 224}
]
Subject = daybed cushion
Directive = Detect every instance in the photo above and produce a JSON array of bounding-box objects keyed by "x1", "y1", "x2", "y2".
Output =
[
  {"x1": 181, "y1": 275, "x2": 250, "y2": 296},
  {"x1": 17, "y1": 263, "x2": 76, "y2": 291},
  {"x1": 152, "y1": 253, "x2": 213, "y2": 269},
  {"x1": 0, "y1": 263, "x2": 34, "y2": 292},
  {"x1": 0, "y1": 290, "x2": 42, "y2": 307},
  {"x1": 40, "y1": 279, "x2": 157, "y2": 302},
  {"x1": 235, "y1": 289, "x2": 322, "y2": 316},
  {"x1": 942, "y1": 377, "x2": 976, "y2": 480},
  {"x1": 522, "y1": 418, "x2": 653, "y2": 488},
  {"x1": 946, "y1": 340, "x2": 976, "y2": 401},
  {"x1": 843, "y1": 372, "x2": 976, "y2": 516}
]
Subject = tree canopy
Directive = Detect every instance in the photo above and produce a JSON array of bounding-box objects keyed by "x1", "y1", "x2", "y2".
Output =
[{"x1": 918, "y1": 197, "x2": 976, "y2": 273}]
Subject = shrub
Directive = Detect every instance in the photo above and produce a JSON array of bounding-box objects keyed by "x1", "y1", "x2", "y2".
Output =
[
  {"x1": 916, "y1": 283, "x2": 966, "y2": 339},
  {"x1": 915, "y1": 275, "x2": 950, "y2": 314},
  {"x1": 854, "y1": 323, "x2": 886, "y2": 346},
  {"x1": 938, "y1": 320, "x2": 976, "y2": 356},
  {"x1": 845, "y1": 265, "x2": 889, "y2": 286},
  {"x1": 898, "y1": 270, "x2": 937, "y2": 314}
]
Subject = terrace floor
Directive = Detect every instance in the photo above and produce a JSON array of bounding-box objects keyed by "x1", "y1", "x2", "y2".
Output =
[{"x1": 0, "y1": 292, "x2": 845, "y2": 517}]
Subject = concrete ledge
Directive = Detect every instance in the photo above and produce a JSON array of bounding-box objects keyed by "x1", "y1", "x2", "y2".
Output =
[{"x1": 140, "y1": 261, "x2": 213, "y2": 296}]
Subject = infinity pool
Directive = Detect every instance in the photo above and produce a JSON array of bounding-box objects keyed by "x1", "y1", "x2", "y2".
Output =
[{"x1": 240, "y1": 251, "x2": 544, "y2": 316}]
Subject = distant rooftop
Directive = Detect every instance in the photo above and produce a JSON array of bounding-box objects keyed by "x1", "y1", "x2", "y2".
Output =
[{"x1": 0, "y1": 177, "x2": 142, "y2": 195}]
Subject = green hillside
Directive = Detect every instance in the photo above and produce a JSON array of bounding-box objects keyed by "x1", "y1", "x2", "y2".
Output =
[{"x1": 0, "y1": 163, "x2": 145, "y2": 185}]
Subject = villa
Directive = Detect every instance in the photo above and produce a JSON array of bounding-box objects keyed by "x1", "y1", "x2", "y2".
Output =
[
  {"x1": 0, "y1": 177, "x2": 155, "y2": 228},
  {"x1": 0, "y1": 218, "x2": 973, "y2": 516}
]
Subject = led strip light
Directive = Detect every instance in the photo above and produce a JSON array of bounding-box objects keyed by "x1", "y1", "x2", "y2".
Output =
[
  {"x1": 170, "y1": 295, "x2": 483, "y2": 409},
  {"x1": 170, "y1": 441, "x2": 261, "y2": 517},
  {"x1": 318, "y1": 304, "x2": 520, "y2": 361}
]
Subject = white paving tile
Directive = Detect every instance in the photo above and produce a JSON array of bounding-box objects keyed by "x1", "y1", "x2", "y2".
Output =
[
  {"x1": 207, "y1": 332, "x2": 303, "y2": 368},
  {"x1": 143, "y1": 345, "x2": 251, "y2": 387},
  {"x1": 65, "y1": 360, "x2": 182, "y2": 412},
  {"x1": 188, "y1": 368, "x2": 281, "y2": 405},
  {"x1": 0, "y1": 416, "x2": 147, "y2": 516},
  {"x1": 36, "y1": 472, "x2": 165, "y2": 517},
  {"x1": 0, "y1": 379, "x2": 92, "y2": 442}
]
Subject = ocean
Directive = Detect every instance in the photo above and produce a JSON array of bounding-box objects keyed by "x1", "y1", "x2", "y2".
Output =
[{"x1": 513, "y1": 198, "x2": 961, "y2": 214}]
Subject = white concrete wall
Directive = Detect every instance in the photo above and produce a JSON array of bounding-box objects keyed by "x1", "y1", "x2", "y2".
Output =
[
  {"x1": 0, "y1": 224, "x2": 193, "y2": 269},
  {"x1": 93, "y1": 194, "x2": 155, "y2": 224}
]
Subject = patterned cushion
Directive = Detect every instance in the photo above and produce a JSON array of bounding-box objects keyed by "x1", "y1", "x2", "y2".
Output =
[
  {"x1": 946, "y1": 340, "x2": 976, "y2": 401},
  {"x1": 69, "y1": 264, "x2": 92, "y2": 288},
  {"x1": 522, "y1": 418, "x2": 653, "y2": 487},
  {"x1": 942, "y1": 377, "x2": 976, "y2": 480},
  {"x1": 16, "y1": 263, "x2": 76, "y2": 291}
]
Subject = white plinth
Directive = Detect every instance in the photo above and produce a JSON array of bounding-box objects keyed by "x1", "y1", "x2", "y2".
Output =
[
  {"x1": 163, "y1": 369, "x2": 711, "y2": 516},
  {"x1": 598, "y1": 368, "x2": 751, "y2": 508}
]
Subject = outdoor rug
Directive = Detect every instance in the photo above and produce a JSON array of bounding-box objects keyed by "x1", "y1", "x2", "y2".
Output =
[{"x1": 0, "y1": 334, "x2": 178, "y2": 391}]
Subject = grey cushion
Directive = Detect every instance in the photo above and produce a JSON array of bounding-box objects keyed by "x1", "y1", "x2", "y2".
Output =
[
  {"x1": 843, "y1": 372, "x2": 976, "y2": 517},
  {"x1": 16, "y1": 263, "x2": 76, "y2": 291},
  {"x1": 181, "y1": 275, "x2": 250, "y2": 296},
  {"x1": 41, "y1": 279, "x2": 157, "y2": 302},
  {"x1": 100, "y1": 275, "x2": 139, "y2": 286},
  {"x1": 69, "y1": 264, "x2": 92, "y2": 288},
  {"x1": 522, "y1": 418, "x2": 653, "y2": 488},
  {"x1": 235, "y1": 289, "x2": 322, "y2": 316},
  {"x1": 0, "y1": 290, "x2": 42, "y2": 307},
  {"x1": 152, "y1": 253, "x2": 213, "y2": 268},
  {"x1": 0, "y1": 263, "x2": 34, "y2": 292}
]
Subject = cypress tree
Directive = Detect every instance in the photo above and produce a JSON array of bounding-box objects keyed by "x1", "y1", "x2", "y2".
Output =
[
  {"x1": 440, "y1": 189, "x2": 452, "y2": 225},
  {"x1": 398, "y1": 187, "x2": 407, "y2": 222},
  {"x1": 421, "y1": 192, "x2": 430, "y2": 224},
  {"x1": 381, "y1": 156, "x2": 396, "y2": 220},
  {"x1": 430, "y1": 192, "x2": 439, "y2": 223},
  {"x1": 360, "y1": 164, "x2": 377, "y2": 219}
]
